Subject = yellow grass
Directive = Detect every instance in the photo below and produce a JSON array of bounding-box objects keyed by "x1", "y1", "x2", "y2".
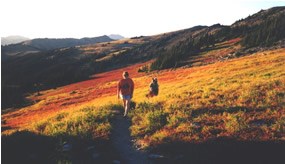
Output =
[{"x1": 2, "y1": 48, "x2": 285, "y2": 148}]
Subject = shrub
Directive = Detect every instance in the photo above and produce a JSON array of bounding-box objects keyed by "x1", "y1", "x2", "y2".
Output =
[
  {"x1": 33, "y1": 104, "x2": 116, "y2": 140},
  {"x1": 146, "y1": 110, "x2": 168, "y2": 132},
  {"x1": 34, "y1": 121, "x2": 50, "y2": 133},
  {"x1": 130, "y1": 102, "x2": 165, "y2": 137},
  {"x1": 168, "y1": 110, "x2": 191, "y2": 127},
  {"x1": 53, "y1": 112, "x2": 69, "y2": 122},
  {"x1": 224, "y1": 111, "x2": 248, "y2": 134},
  {"x1": 272, "y1": 116, "x2": 285, "y2": 133},
  {"x1": 135, "y1": 102, "x2": 163, "y2": 113},
  {"x1": 138, "y1": 65, "x2": 149, "y2": 73}
]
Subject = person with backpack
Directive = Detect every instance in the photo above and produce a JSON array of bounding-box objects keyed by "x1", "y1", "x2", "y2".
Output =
[
  {"x1": 117, "y1": 71, "x2": 134, "y2": 117},
  {"x1": 146, "y1": 78, "x2": 159, "y2": 98}
]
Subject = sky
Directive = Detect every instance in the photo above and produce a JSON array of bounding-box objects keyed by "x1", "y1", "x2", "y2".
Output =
[{"x1": 1, "y1": 0, "x2": 285, "y2": 39}]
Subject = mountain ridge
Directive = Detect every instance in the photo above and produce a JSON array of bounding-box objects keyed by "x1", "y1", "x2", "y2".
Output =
[
  {"x1": 108, "y1": 34, "x2": 124, "y2": 40},
  {"x1": 1, "y1": 35, "x2": 113, "y2": 59},
  {"x1": 1, "y1": 35, "x2": 30, "y2": 46}
]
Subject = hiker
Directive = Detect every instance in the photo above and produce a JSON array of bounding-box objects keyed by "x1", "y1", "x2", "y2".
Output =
[
  {"x1": 146, "y1": 78, "x2": 159, "y2": 98},
  {"x1": 117, "y1": 71, "x2": 134, "y2": 117}
]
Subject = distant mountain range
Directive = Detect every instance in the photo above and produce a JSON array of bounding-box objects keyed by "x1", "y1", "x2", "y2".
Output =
[
  {"x1": 21, "y1": 36, "x2": 113, "y2": 50},
  {"x1": 108, "y1": 34, "x2": 124, "y2": 40},
  {"x1": 1, "y1": 35, "x2": 113, "y2": 59},
  {"x1": 1, "y1": 35, "x2": 124, "y2": 46},
  {"x1": 1, "y1": 36, "x2": 30, "y2": 46}
]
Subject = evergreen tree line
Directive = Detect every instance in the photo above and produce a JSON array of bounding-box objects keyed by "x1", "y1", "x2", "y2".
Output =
[
  {"x1": 242, "y1": 13, "x2": 285, "y2": 47},
  {"x1": 150, "y1": 34, "x2": 215, "y2": 70},
  {"x1": 150, "y1": 12, "x2": 285, "y2": 71}
]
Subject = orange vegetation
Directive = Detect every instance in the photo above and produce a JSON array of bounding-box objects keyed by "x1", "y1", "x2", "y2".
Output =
[
  {"x1": 2, "y1": 61, "x2": 149, "y2": 129},
  {"x1": 2, "y1": 48, "x2": 285, "y2": 143}
]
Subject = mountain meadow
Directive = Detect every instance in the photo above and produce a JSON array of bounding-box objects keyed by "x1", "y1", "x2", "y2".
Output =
[{"x1": 1, "y1": 7, "x2": 285, "y2": 164}]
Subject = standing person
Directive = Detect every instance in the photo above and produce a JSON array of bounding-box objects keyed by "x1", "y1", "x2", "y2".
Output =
[{"x1": 117, "y1": 71, "x2": 134, "y2": 117}]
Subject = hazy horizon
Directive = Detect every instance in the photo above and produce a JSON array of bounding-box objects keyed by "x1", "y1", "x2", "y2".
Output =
[
  {"x1": 1, "y1": 0, "x2": 285, "y2": 39},
  {"x1": 1, "y1": 34, "x2": 124, "y2": 40}
]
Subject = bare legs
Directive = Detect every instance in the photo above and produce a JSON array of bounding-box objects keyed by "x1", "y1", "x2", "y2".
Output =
[{"x1": 123, "y1": 99, "x2": 130, "y2": 117}]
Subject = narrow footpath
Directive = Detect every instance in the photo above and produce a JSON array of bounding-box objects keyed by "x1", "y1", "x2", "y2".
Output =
[{"x1": 110, "y1": 113, "x2": 150, "y2": 164}]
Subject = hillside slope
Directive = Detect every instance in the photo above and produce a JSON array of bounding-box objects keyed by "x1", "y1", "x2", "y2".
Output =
[
  {"x1": 2, "y1": 7, "x2": 285, "y2": 110},
  {"x1": 1, "y1": 37, "x2": 151, "y2": 109},
  {"x1": 2, "y1": 7, "x2": 285, "y2": 164},
  {"x1": 2, "y1": 48, "x2": 285, "y2": 134},
  {"x1": 2, "y1": 47, "x2": 285, "y2": 163}
]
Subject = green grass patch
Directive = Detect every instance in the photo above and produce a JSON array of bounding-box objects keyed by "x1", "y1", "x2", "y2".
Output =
[{"x1": 33, "y1": 104, "x2": 119, "y2": 140}]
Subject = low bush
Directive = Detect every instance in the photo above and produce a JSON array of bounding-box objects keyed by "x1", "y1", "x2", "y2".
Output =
[
  {"x1": 146, "y1": 110, "x2": 168, "y2": 132},
  {"x1": 33, "y1": 104, "x2": 119, "y2": 140}
]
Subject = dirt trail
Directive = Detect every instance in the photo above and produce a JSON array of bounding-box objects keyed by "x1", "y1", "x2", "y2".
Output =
[{"x1": 111, "y1": 113, "x2": 151, "y2": 164}]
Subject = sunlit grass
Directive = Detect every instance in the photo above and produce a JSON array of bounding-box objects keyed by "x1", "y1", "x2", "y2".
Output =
[
  {"x1": 31, "y1": 104, "x2": 122, "y2": 140},
  {"x1": 2, "y1": 48, "x2": 285, "y2": 149},
  {"x1": 127, "y1": 49, "x2": 285, "y2": 148}
]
